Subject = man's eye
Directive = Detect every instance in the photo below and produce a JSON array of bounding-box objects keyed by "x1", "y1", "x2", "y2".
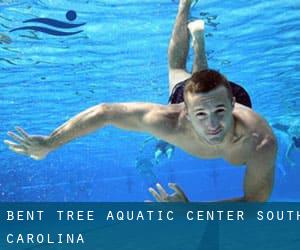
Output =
[
  {"x1": 196, "y1": 112, "x2": 206, "y2": 116},
  {"x1": 216, "y1": 109, "x2": 225, "y2": 114}
]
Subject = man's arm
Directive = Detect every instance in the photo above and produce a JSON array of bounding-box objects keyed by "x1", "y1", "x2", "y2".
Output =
[
  {"x1": 217, "y1": 134, "x2": 277, "y2": 202},
  {"x1": 147, "y1": 131, "x2": 277, "y2": 203},
  {"x1": 48, "y1": 103, "x2": 174, "y2": 147},
  {"x1": 242, "y1": 135, "x2": 277, "y2": 202},
  {"x1": 4, "y1": 103, "x2": 177, "y2": 160}
]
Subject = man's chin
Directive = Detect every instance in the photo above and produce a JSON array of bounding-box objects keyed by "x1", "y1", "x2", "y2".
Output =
[
  {"x1": 205, "y1": 134, "x2": 224, "y2": 145},
  {"x1": 206, "y1": 139, "x2": 222, "y2": 145}
]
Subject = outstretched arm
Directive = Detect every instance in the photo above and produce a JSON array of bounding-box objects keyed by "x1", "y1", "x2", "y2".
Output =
[{"x1": 4, "y1": 103, "x2": 177, "y2": 160}]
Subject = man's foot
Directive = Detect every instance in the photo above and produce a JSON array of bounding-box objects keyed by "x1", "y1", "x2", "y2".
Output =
[
  {"x1": 179, "y1": 0, "x2": 192, "y2": 8},
  {"x1": 178, "y1": 0, "x2": 199, "y2": 9},
  {"x1": 187, "y1": 20, "x2": 205, "y2": 47},
  {"x1": 154, "y1": 149, "x2": 163, "y2": 164},
  {"x1": 166, "y1": 147, "x2": 174, "y2": 159}
]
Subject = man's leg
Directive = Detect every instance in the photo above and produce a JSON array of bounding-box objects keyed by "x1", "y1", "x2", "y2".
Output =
[
  {"x1": 188, "y1": 20, "x2": 208, "y2": 73},
  {"x1": 168, "y1": 0, "x2": 192, "y2": 95}
]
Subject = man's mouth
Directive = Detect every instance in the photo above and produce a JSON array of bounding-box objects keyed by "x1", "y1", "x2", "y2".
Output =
[{"x1": 207, "y1": 127, "x2": 222, "y2": 135}]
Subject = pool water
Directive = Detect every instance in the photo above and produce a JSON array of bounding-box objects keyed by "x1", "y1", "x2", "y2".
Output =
[{"x1": 0, "y1": 0, "x2": 299, "y2": 201}]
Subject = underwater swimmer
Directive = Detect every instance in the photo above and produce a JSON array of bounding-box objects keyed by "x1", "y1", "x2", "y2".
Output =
[
  {"x1": 138, "y1": 136, "x2": 175, "y2": 164},
  {"x1": 273, "y1": 120, "x2": 300, "y2": 168},
  {"x1": 289, "y1": 136, "x2": 300, "y2": 166},
  {"x1": 4, "y1": 0, "x2": 277, "y2": 202},
  {"x1": 154, "y1": 140, "x2": 175, "y2": 163},
  {"x1": 135, "y1": 158, "x2": 158, "y2": 186},
  {"x1": 154, "y1": 0, "x2": 251, "y2": 164}
]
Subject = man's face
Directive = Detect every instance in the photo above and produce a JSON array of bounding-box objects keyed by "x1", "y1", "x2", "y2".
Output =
[{"x1": 185, "y1": 86, "x2": 234, "y2": 145}]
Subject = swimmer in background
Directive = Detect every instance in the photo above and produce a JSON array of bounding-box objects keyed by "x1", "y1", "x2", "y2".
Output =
[
  {"x1": 273, "y1": 128, "x2": 290, "y2": 177},
  {"x1": 140, "y1": 136, "x2": 175, "y2": 164},
  {"x1": 135, "y1": 137, "x2": 162, "y2": 186},
  {"x1": 154, "y1": 140, "x2": 175, "y2": 163},
  {"x1": 135, "y1": 158, "x2": 158, "y2": 187},
  {"x1": 5, "y1": 0, "x2": 277, "y2": 202},
  {"x1": 135, "y1": 137, "x2": 174, "y2": 187},
  {"x1": 135, "y1": 137, "x2": 157, "y2": 186},
  {"x1": 273, "y1": 120, "x2": 300, "y2": 168}
]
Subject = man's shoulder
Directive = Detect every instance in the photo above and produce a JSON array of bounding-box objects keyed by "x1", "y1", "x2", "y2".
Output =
[
  {"x1": 150, "y1": 103, "x2": 183, "y2": 118},
  {"x1": 229, "y1": 104, "x2": 276, "y2": 166},
  {"x1": 142, "y1": 103, "x2": 188, "y2": 144},
  {"x1": 146, "y1": 103, "x2": 185, "y2": 130},
  {"x1": 234, "y1": 103, "x2": 269, "y2": 130},
  {"x1": 233, "y1": 103, "x2": 275, "y2": 145}
]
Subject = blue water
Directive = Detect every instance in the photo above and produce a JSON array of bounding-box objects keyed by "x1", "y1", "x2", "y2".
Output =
[{"x1": 0, "y1": 0, "x2": 299, "y2": 201}]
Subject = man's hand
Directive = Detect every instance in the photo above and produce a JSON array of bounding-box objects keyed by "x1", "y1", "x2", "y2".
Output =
[
  {"x1": 4, "y1": 127, "x2": 51, "y2": 160},
  {"x1": 148, "y1": 183, "x2": 189, "y2": 202}
]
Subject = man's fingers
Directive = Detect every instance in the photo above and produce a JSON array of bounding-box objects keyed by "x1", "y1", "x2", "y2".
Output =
[
  {"x1": 12, "y1": 148, "x2": 26, "y2": 155},
  {"x1": 156, "y1": 183, "x2": 168, "y2": 199},
  {"x1": 9, "y1": 144, "x2": 26, "y2": 151},
  {"x1": 15, "y1": 127, "x2": 30, "y2": 140},
  {"x1": 4, "y1": 140, "x2": 22, "y2": 148},
  {"x1": 30, "y1": 155, "x2": 41, "y2": 160},
  {"x1": 4, "y1": 139, "x2": 16, "y2": 147},
  {"x1": 168, "y1": 183, "x2": 186, "y2": 198},
  {"x1": 4, "y1": 140, "x2": 27, "y2": 153},
  {"x1": 7, "y1": 131, "x2": 28, "y2": 145},
  {"x1": 8, "y1": 146, "x2": 27, "y2": 155},
  {"x1": 4, "y1": 140, "x2": 27, "y2": 150},
  {"x1": 148, "y1": 188, "x2": 161, "y2": 202}
]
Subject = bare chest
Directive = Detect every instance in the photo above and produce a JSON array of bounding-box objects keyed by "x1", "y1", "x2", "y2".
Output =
[
  {"x1": 223, "y1": 140, "x2": 252, "y2": 166},
  {"x1": 174, "y1": 134, "x2": 253, "y2": 165}
]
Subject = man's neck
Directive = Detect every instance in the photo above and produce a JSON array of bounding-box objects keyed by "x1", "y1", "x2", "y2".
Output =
[{"x1": 222, "y1": 116, "x2": 236, "y2": 147}]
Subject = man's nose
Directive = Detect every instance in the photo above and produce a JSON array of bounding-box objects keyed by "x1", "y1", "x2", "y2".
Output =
[{"x1": 208, "y1": 116, "x2": 219, "y2": 129}]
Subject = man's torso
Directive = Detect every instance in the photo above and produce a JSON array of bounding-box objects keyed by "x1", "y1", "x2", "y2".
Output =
[{"x1": 159, "y1": 103, "x2": 275, "y2": 166}]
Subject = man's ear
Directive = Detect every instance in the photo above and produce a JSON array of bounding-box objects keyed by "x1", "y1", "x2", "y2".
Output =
[
  {"x1": 184, "y1": 105, "x2": 190, "y2": 120},
  {"x1": 231, "y1": 97, "x2": 236, "y2": 108},
  {"x1": 186, "y1": 113, "x2": 191, "y2": 121}
]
